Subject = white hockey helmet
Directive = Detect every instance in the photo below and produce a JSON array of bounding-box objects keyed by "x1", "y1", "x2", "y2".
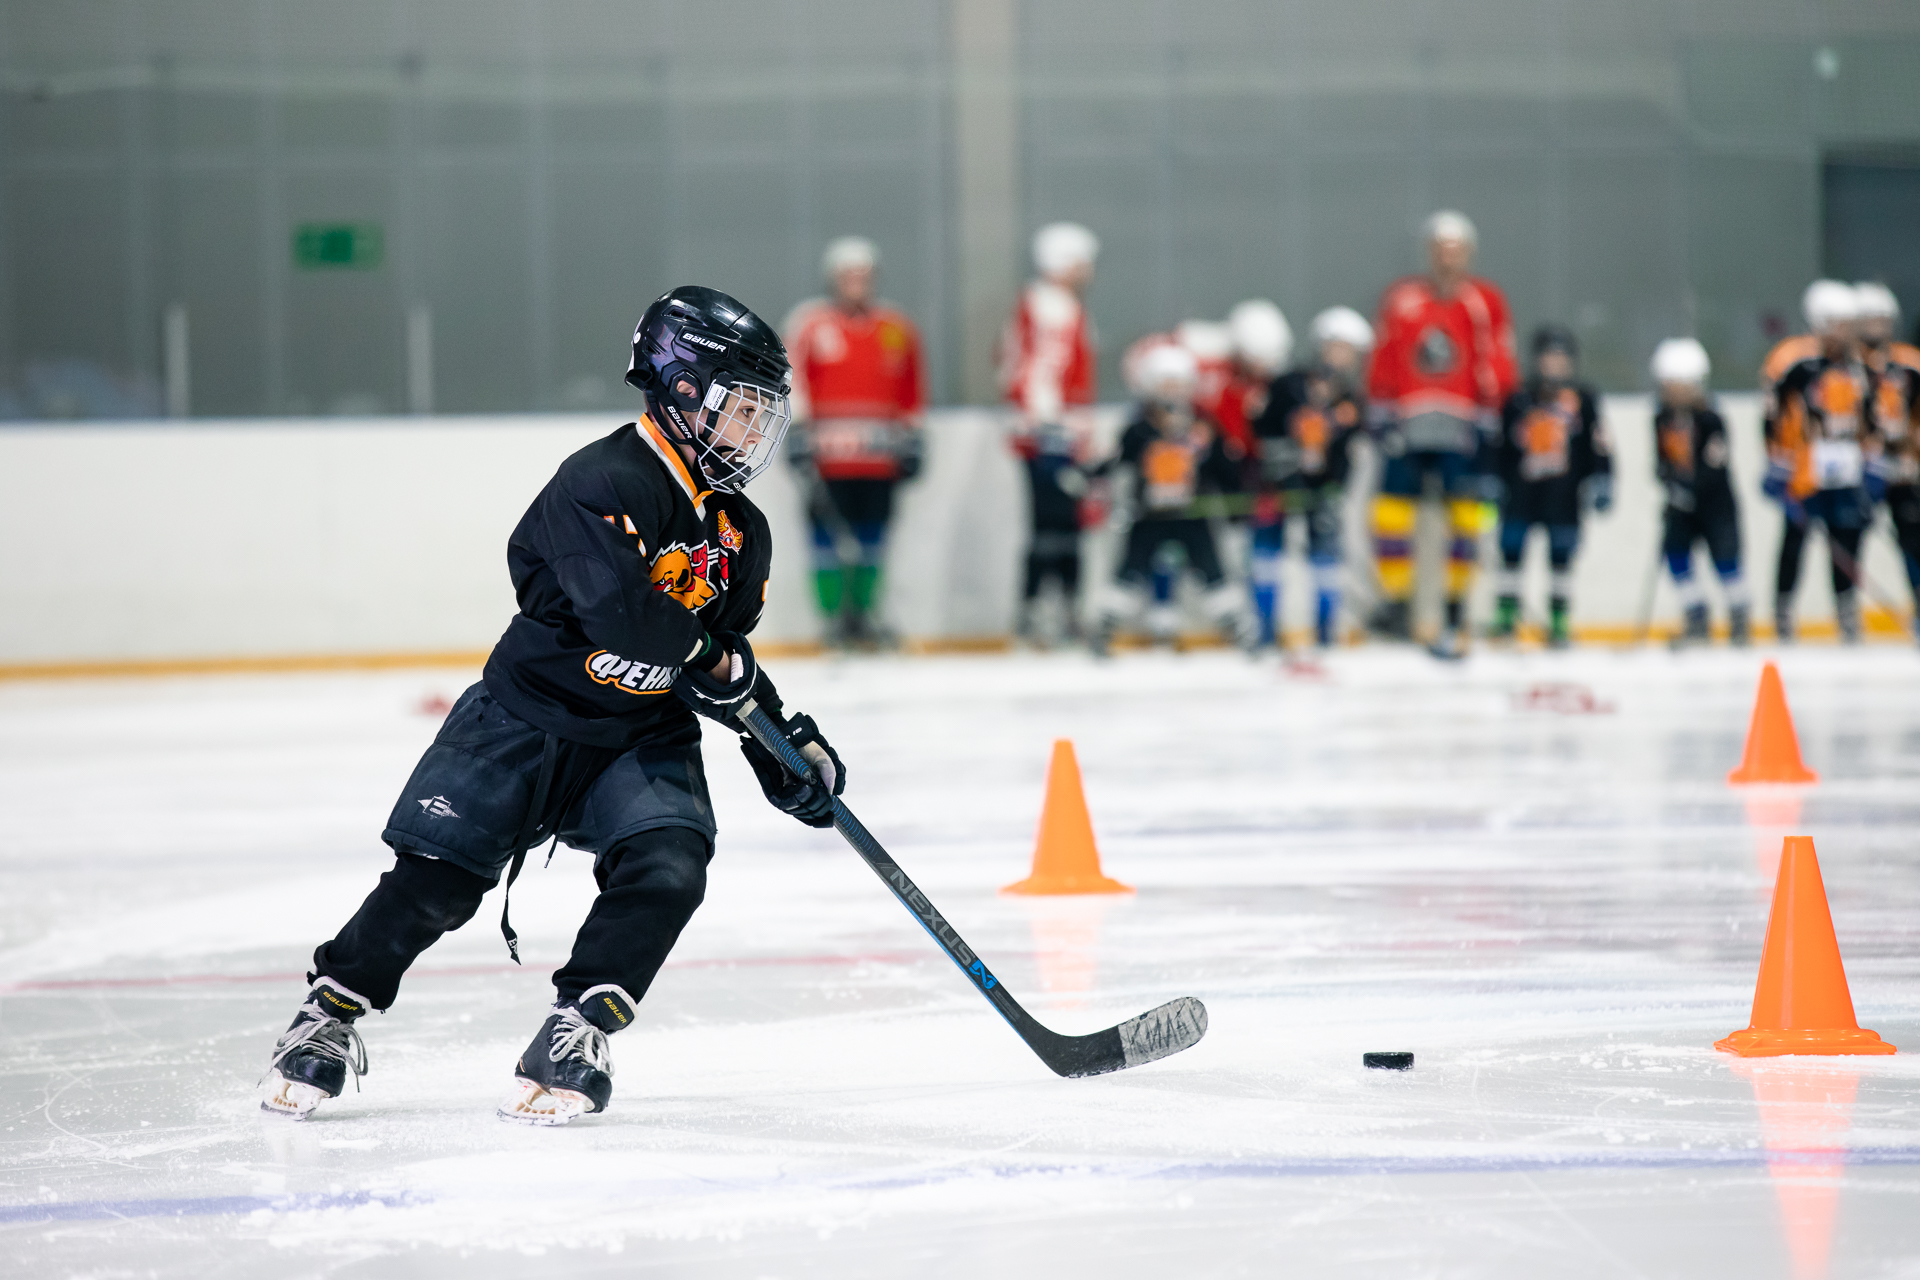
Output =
[
  {"x1": 1227, "y1": 299, "x2": 1293, "y2": 375},
  {"x1": 1310, "y1": 305, "x2": 1376, "y2": 354},
  {"x1": 1802, "y1": 279, "x2": 1859, "y2": 334},
  {"x1": 1854, "y1": 281, "x2": 1900, "y2": 323},
  {"x1": 1136, "y1": 341, "x2": 1200, "y2": 403},
  {"x1": 1175, "y1": 318, "x2": 1234, "y2": 362},
  {"x1": 1033, "y1": 222, "x2": 1099, "y2": 279},
  {"x1": 1650, "y1": 337, "x2": 1711, "y2": 387},
  {"x1": 821, "y1": 235, "x2": 878, "y2": 279},
  {"x1": 1422, "y1": 209, "x2": 1478, "y2": 248}
]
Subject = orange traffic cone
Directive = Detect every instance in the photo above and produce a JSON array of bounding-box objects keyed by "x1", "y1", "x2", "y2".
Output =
[
  {"x1": 1728, "y1": 662, "x2": 1818, "y2": 784},
  {"x1": 1716, "y1": 837, "x2": 1895, "y2": 1057},
  {"x1": 1001, "y1": 740, "x2": 1133, "y2": 896}
]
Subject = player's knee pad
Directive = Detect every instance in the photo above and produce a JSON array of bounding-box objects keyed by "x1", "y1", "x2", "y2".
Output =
[
  {"x1": 1497, "y1": 522, "x2": 1529, "y2": 568},
  {"x1": 1666, "y1": 550, "x2": 1694, "y2": 582},
  {"x1": 1310, "y1": 556, "x2": 1342, "y2": 595},
  {"x1": 390, "y1": 851, "x2": 492, "y2": 932},
  {"x1": 1446, "y1": 497, "x2": 1488, "y2": 540},
  {"x1": 596, "y1": 826, "x2": 711, "y2": 917},
  {"x1": 849, "y1": 521, "x2": 888, "y2": 560},
  {"x1": 1372, "y1": 494, "x2": 1417, "y2": 540},
  {"x1": 1547, "y1": 525, "x2": 1580, "y2": 567}
]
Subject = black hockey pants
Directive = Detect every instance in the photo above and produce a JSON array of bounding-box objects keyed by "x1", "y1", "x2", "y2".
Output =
[{"x1": 312, "y1": 828, "x2": 711, "y2": 1011}]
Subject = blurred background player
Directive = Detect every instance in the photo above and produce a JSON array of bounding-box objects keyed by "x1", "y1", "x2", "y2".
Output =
[
  {"x1": 1768, "y1": 281, "x2": 1875, "y2": 644},
  {"x1": 1090, "y1": 344, "x2": 1248, "y2": 655},
  {"x1": 1365, "y1": 210, "x2": 1519, "y2": 659},
  {"x1": 1651, "y1": 338, "x2": 1750, "y2": 647},
  {"x1": 1002, "y1": 222, "x2": 1100, "y2": 646},
  {"x1": 1488, "y1": 325, "x2": 1612, "y2": 647},
  {"x1": 1856, "y1": 282, "x2": 1920, "y2": 644},
  {"x1": 1246, "y1": 305, "x2": 1368, "y2": 652},
  {"x1": 784, "y1": 237, "x2": 926, "y2": 651}
]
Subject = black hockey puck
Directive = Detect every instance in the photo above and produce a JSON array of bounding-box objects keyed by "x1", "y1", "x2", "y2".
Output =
[{"x1": 1363, "y1": 1051, "x2": 1414, "y2": 1070}]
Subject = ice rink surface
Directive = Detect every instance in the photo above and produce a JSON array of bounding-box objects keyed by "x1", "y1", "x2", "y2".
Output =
[{"x1": 3, "y1": 643, "x2": 1919, "y2": 1278}]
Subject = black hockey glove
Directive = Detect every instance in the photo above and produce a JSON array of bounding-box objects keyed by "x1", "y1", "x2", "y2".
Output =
[
  {"x1": 739, "y1": 712, "x2": 846, "y2": 829},
  {"x1": 673, "y1": 630, "x2": 759, "y2": 728},
  {"x1": 895, "y1": 429, "x2": 925, "y2": 481}
]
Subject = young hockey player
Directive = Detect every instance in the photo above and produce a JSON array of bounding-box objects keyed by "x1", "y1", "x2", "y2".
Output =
[
  {"x1": 1246, "y1": 305, "x2": 1369, "y2": 651},
  {"x1": 1652, "y1": 338, "x2": 1751, "y2": 647},
  {"x1": 784, "y1": 237, "x2": 926, "y2": 650},
  {"x1": 1488, "y1": 325, "x2": 1613, "y2": 647},
  {"x1": 1003, "y1": 223, "x2": 1100, "y2": 645},
  {"x1": 258, "y1": 287, "x2": 847, "y2": 1126},
  {"x1": 1856, "y1": 282, "x2": 1920, "y2": 645},
  {"x1": 1769, "y1": 282, "x2": 1875, "y2": 643},
  {"x1": 1090, "y1": 343, "x2": 1248, "y2": 654},
  {"x1": 1366, "y1": 210, "x2": 1519, "y2": 658}
]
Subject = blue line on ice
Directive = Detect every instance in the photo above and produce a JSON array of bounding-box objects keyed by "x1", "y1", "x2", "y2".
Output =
[{"x1": 10, "y1": 1146, "x2": 1919, "y2": 1224}]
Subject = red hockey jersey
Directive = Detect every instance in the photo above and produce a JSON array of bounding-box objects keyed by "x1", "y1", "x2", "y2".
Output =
[
  {"x1": 1367, "y1": 275, "x2": 1517, "y2": 433},
  {"x1": 784, "y1": 298, "x2": 925, "y2": 481},
  {"x1": 999, "y1": 280, "x2": 1097, "y2": 423}
]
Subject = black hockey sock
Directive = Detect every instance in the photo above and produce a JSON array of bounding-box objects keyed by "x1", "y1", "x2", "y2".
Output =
[
  {"x1": 1444, "y1": 597, "x2": 1464, "y2": 632},
  {"x1": 311, "y1": 853, "x2": 493, "y2": 1010},
  {"x1": 553, "y1": 826, "x2": 711, "y2": 1006}
]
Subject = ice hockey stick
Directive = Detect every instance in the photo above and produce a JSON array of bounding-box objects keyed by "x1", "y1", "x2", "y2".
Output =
[{"x1": 739, "y1": 700, "x2": 1208, "y2": 1078}]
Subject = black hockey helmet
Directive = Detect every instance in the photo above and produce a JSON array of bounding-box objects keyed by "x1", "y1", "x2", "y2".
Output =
[
  {"x1": 626, "y1": 285, "x2": 793, "y2": 492},
  {"x1": 1531, "y1": 323, "x2": 1579, "y2": 360}
]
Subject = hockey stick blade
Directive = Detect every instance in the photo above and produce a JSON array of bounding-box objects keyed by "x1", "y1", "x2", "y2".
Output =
[{"x1": 738, "y1": 702, "x2": 1208, "y2": 1078}]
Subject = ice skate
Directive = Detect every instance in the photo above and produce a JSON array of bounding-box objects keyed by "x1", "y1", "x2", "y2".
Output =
[
  {"x1": 1835, "y1": 590, "x2": 1862, "y2": 645},
  {"x1": 1670, "y1": 603, "x2": 1711, "y2": 650},
  {"x1": 258, "y1": 979, "x2": 370, "y2": 1120},
  {"x1": 499, "y1": 984, "x2": 635, "y2": 1126},
  {"x1": 1547, "y1": 602, "x2": 1572, "y2": 650},
  {"x1": 1367, "y1": 598, "x2": 1413, "y2": 642},
  {"x1": 1486, "y1": 596, "x2": 1520, "y2": 643},
  {"x1": 1729, "y1": 602, "x2": 1752, "y2": 648},
  {"x1": 1774, "y1": 602, "x2": 1795, "y2": 645},
  {"x1": 1426, "y1": 627, "x2": 1468, "y2": 662}
]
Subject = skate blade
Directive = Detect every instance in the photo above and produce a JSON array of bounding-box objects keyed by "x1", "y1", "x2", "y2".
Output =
[
  {"x1": 258, "y1": 1072, "x2": 328, "y2": 1120},
  {"x1": 497, "y1": 1079, "x2": 592, "y2": 1126}
]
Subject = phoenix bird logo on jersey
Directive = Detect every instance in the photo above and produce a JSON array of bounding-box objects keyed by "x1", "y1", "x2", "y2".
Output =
[
  {"x1": 716, "y1": 509, "x2": 743, "y2": 552},
  {"x1": 650, "y1": 540, "x2": 725, "y2": 611},
  {"x1": 1415, "y1": 327, "x2": 1458, "y2": 376}
]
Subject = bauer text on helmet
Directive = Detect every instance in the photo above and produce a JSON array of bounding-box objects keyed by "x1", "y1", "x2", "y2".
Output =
[
  {"x1": 1650, "y1": 337, "x2": 1710, "y2": 387},
  {"x1": 1034, "y1": 223, "x2": 1099, "y2": 281},
  {"x1": 1801, "y1": 279, "x2": 1859, "y2": 335},
  {"x1": 1228, "y1": 300, "x2": 1293, "y2": 376}
]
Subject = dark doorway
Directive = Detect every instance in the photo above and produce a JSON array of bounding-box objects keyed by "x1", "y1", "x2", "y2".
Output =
[{"x1": 1824, "y1": 152, "x2": 1920, "y2": 342}]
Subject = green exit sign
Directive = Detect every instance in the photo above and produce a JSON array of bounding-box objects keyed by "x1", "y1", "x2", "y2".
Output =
[{"x1": 293, "y1": 222, "x2": 384, "y2": 270}]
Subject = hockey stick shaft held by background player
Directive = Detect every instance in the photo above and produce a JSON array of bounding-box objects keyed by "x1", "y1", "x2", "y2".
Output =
[{"x1": 736, "y1": 700, "x2": 1207, "y2": 1077}]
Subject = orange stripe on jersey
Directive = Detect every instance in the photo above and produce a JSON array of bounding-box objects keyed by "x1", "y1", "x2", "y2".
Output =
[{"x1": 636, "y1": 414, "x2": 707, "y2": 518}]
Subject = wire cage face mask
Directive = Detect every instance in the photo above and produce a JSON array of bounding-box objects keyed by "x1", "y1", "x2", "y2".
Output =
[{"x1": 686, "y1": 376, "x2": 792, "y2": 492}]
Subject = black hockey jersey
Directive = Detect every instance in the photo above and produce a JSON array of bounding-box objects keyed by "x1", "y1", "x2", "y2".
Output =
[
  {"x1": 483, "y1": 417, "x2": 773, "y2": 749},
  {"x1": 1654, "y1": 401, "x2": 1736, "y2": 515},
  {"x1": 1497, "y1": 379, "x2": 1609, "y2": 492},
  {"x1": 1113, "y1": 411, "x2": 1242, "y2": 519},
  {"x1": 1249, "y1": 368, "x2": 1362, "y2": 491},
  {"x1": 1774, "y1": 353, "x2": 1875, "y2": 495}
]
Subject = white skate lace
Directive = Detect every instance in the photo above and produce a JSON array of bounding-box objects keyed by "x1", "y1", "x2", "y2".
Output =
[
  {"x1": 266, "y1": 1003, "x2": 369, "y2": 1091},
  {"x1": 548, "y1": 1006, "x2": 613, "y2": 1076}
]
